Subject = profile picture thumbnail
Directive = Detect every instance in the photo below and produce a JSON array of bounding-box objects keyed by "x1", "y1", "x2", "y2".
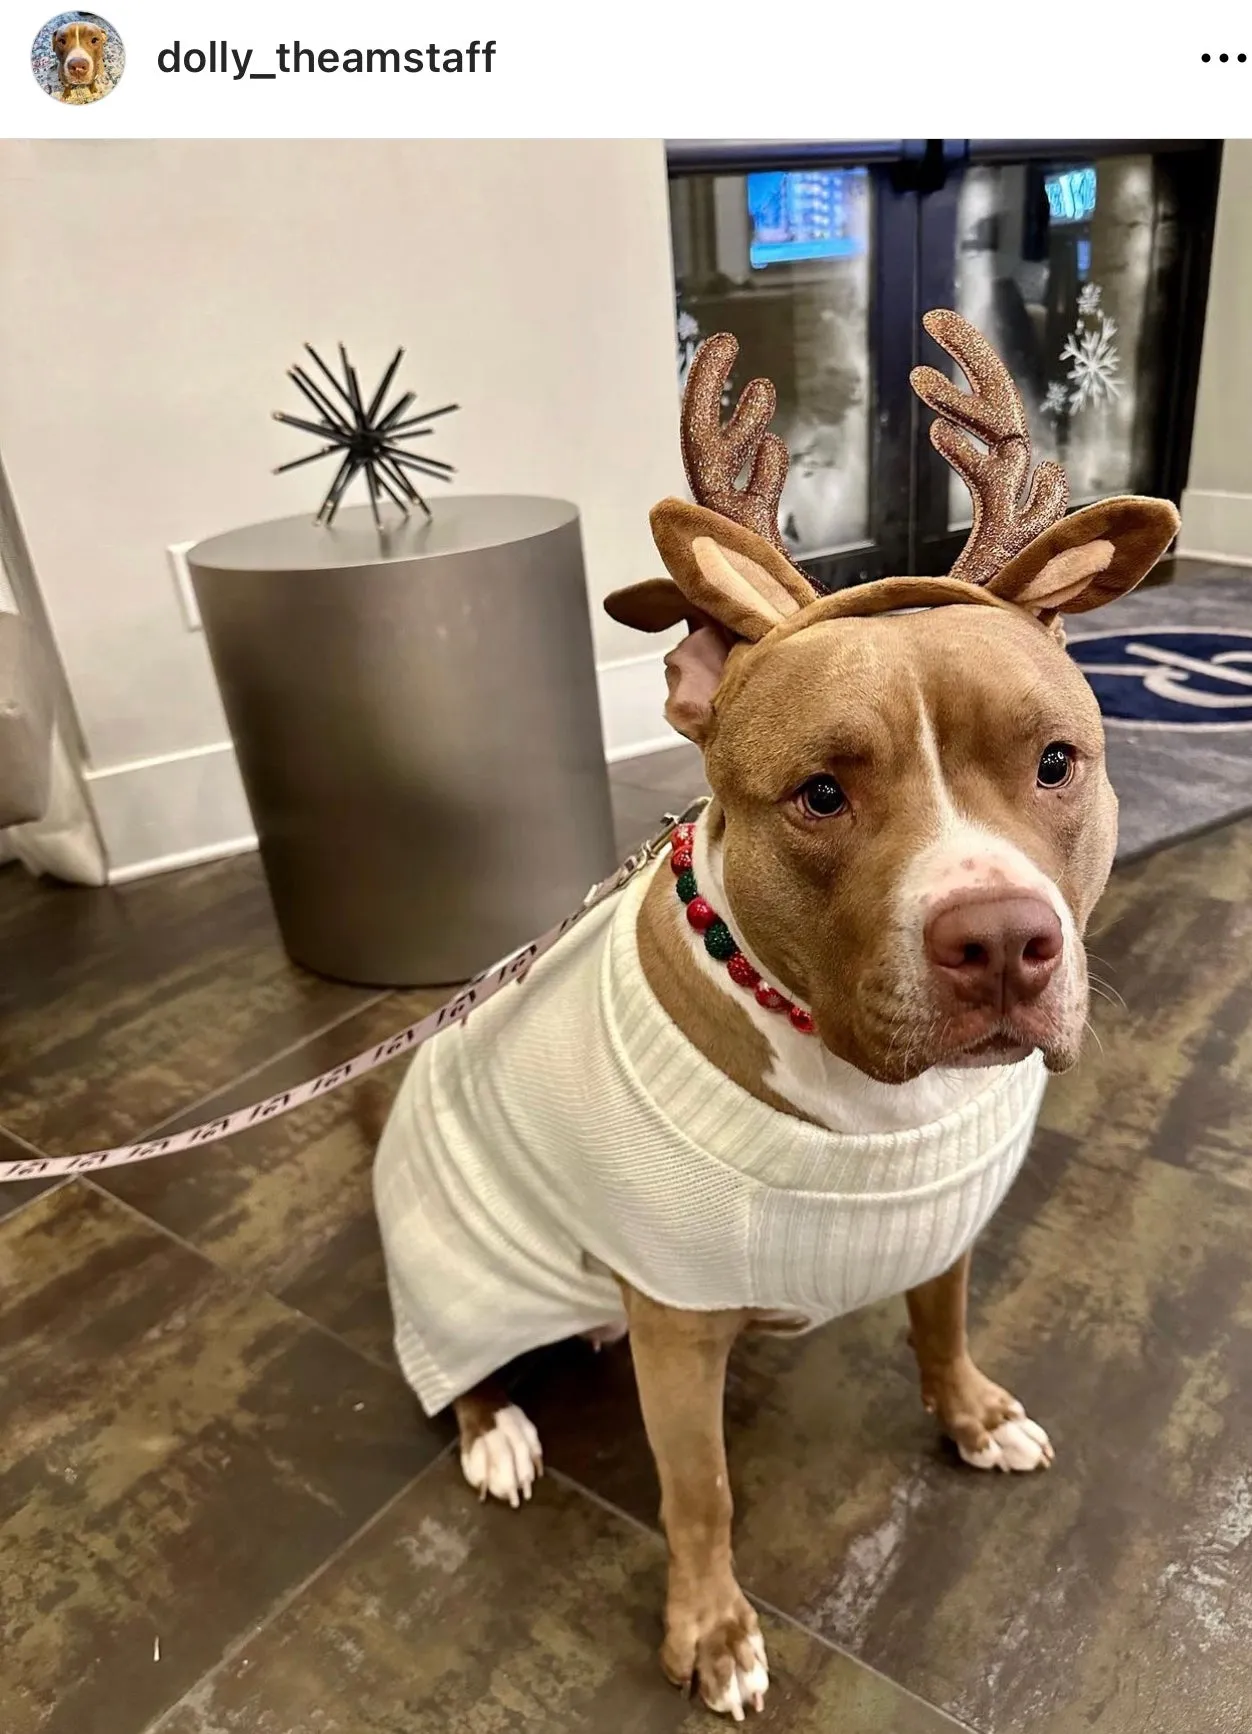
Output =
[{"x1": 32, "y1": 11, "x2": 125, "y2": 104}]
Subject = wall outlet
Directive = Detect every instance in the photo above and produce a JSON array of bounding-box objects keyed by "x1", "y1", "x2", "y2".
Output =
[{"x1": 168, "y1": 541, "x2": 202, "y2": 631}]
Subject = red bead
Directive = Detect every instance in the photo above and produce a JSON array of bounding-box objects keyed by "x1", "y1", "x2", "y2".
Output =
[
  {"x1": 755, "y1": 983, "x2": 786, "y2": 1011},
  {"x1": 686, "y1": 896, "x2": 716, "y2": 933},
  {"x1": 727, "y1": 952, "x2": 759, "y2": 989},
  {"x1": 672, "y1": 825, "x2": 694, "y2": 850},
  {"x1": 670, "y1": 847, "x2": 693, "y2": 874},
  {"x1": 789, "y1": 1006, "x2": 816, "y2": 1034}
]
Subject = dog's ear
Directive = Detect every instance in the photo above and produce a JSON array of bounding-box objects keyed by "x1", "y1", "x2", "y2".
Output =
[
  {"x1": 986, "y1": 497, "x2": 1180, "y2": 616},
  {"x1": 602, "y1": 577, "x2": 738, "y2": 746},
  {"x1": 662, "y1": 618, "x2": 738, "y2": 743}
]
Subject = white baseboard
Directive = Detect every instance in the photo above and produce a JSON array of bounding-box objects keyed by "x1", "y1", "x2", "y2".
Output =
[
  {"x1": 596, "y1": 650, "x2": 680, "y2": 762},
  {"x1": 106, "y1": 833, "x2": 259, "y2": 885},
  {"x1": 85, "y1": 652, "x2": 679, "y2": 882},
  {"x1": 87, "y1": 740, "x2": 256, "y2": 883},
  {"x1": 1178, "y1": 488, "x2": 1252, "y2": 567}
]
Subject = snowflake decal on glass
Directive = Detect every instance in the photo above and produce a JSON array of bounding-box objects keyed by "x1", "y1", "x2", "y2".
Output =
[
  {"x1": 676, "y1": 300, "x2": 733, "y2": 408},
  {"x1": 1041, "y1": 381, "x2": 1069, "y2": 418},
  {"x1": 677, "y1": 306, "x2": 701, "y2": 390},
  {"x1": 1076, "y1": 282, "x2": 1103, "y2": 317},
  {"x1": 1060, "y1": 305, "x2": 1122, "y2": 413}
]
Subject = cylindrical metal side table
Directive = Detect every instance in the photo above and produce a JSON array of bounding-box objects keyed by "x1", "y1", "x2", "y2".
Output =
[{"x1": 188, "y1": 497, "x2": 617, "y2": 987}]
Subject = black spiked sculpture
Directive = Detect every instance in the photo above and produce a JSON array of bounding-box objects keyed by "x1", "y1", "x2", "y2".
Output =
[{"x1": 273, "y1": 344, "x2": 459, "y2": 528}]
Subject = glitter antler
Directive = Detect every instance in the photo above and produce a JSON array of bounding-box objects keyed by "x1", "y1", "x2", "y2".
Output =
[
  {"x1": 273, "y1": 344, "x2": 459, "y2": 528},
  {"x1": 910, "y1": 309, "x2": 1069, "y2": 586},
  {"x1": 680, "y1": 333, "x2": 809, "y2": 579}
]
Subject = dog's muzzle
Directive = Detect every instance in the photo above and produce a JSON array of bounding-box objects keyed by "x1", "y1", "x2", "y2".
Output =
[{"x1": 64, "y1": 53, "x2": 94, "y2": 82}]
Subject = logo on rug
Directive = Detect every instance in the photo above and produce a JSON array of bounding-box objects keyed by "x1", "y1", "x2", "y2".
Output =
[{"x1": 1068, "y1": 629, "x2": 1252, "y2": 730}]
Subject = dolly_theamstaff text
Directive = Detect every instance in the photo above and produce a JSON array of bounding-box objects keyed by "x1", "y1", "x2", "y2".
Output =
[{"x1": 156, "y1": 40, "x2": 498, "y2": 80}]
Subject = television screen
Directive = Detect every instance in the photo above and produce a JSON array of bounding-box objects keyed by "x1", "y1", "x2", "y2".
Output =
[
  {"x1": 1045, "y1": 166, "x2": 1098, "y2": 225},
  {"x1": 747, "y1": 169, "x2": 869, "y2": 269}
]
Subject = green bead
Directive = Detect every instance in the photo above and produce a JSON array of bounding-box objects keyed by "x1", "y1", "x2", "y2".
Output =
[
  {"x1": 704, "y1": 920, "x2": 737, "y2": 962},
  {"x1": 676, "y1": 869, "x2": 698, "y2": 903}
]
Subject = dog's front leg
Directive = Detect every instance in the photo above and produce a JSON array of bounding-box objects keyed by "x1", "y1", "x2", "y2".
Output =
[
  {"x1": 906, "y1": 1252, "x2": 1053, "y2": 1472},
  {"x1": 620, "y1": 1282, "x2": 768, "y2": 1719}
]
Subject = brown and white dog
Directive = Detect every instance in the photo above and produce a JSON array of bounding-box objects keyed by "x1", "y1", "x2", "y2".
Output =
[
  {"x1": 374, "y1": 311, "x2": 1178, "y2": 1718},
  {"x1": 52, "y1": 18, "x2": 107, "y2": 94}
]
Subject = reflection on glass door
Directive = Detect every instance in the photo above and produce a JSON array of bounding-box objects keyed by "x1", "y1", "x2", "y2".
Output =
[
  {"x1": 948, "y1": 155, "x2": 1180, "y2": 529},
  {"x1": 669, "y1": 167, "x2": 872, "y2": 562}
]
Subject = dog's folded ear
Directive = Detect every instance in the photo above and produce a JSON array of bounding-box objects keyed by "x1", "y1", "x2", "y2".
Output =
[
  {"x1": 987, "y1": 497, "x2": 1181, "y2": 616},
  {"x1": 661, "y1": 619, "x2": 738, "y2": 743},
  {"x1": 603, "y1": 498, "x2": 820, "y2": 743}
]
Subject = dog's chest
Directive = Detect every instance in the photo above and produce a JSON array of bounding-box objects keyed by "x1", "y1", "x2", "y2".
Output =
[{"x1": 384, "y1": 869, "x2": 1047, "y2": 1329}]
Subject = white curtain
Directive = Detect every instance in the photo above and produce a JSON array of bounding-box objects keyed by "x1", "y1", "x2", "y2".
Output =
[
  {"x1": 2, "y1": 716, "x2": 106, "y2": 885},
  {"x1": 0, "y1": 571, "x2": 107, "y2": 886}
]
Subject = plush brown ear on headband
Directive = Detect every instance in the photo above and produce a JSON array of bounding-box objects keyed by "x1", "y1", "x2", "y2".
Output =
[
  {"x1": 603, "y1": 332, "x2": 820, "y2": 740},
  {"x1": 912, "y1": 309, "x2": 1181, "y2": 617},
  {"x1": 604, "y1": 500, "x2": 815, "y2": 642},
  {"x1": 988, "y1": 496, "x2": 1181, "y2": 614},
  {"x1": 603, "y1": 576, "x2": 690, "y2": 635},
  {"x1": 603, "y1": 500, "x2": 815, "y2": 743},
  {"x1": 650, "y1": 498, "x2": 815, "y2": 639}
]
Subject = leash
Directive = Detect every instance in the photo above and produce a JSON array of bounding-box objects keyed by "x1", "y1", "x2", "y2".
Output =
[{"x1": 0, "y1": 798, "x2": 710, "y2": 1183}]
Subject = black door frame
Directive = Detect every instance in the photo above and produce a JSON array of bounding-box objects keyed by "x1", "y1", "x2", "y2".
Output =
[{"x1": 665, "y1": 139, "x2": 1222, "y2": 591}]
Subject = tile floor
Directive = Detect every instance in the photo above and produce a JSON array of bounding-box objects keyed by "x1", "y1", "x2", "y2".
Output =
[{"x1": 3, "y1": 747, "x2": 1252, "y2": 1733}]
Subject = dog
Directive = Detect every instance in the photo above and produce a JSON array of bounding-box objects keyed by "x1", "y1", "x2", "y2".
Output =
[
  {"x1": 374, "y1": 310, "x2": 1179, "y2": 1718},
  {"x1": 52, "y1": 18, "x2": 107, "y2": 95}
]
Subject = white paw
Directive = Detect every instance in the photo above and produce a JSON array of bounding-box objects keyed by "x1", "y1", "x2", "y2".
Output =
[
  {"x1": 959, "y1": 1412, "x2": 1054, "y2": 1472},
  {"x1": 582, "y1": 1320, "x2": 629, "y2": 1351},
  {"x1": 705, "y1": 1630, "x2": 770, "y2": 1721},
  {"x1": 460, "y1": 1405, "x2": 543, "y2": 1508}
]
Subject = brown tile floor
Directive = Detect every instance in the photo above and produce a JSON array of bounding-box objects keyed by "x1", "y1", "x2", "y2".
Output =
[{"x1": 2, "y1": 750, "x2": 1251, "y2": 1733}]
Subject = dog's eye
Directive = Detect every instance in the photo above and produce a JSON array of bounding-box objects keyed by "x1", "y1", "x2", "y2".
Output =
[
  {"x1": 797, "y1": 774, "x2": 848, "y2": 818},
  {"x1": 1037, "y1": 742, "x2": 1076, "y2": 789}
]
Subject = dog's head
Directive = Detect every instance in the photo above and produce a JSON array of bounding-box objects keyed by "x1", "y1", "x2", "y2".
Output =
[
  {"x1": 53, "y1": 19, "x2": 106, "y2": 88},
  {"x1": 608, "y1": 312, "x2": 1179, "y2": 1084}
]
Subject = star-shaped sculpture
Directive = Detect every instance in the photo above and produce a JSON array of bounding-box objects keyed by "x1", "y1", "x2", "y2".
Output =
[{"x1": 274, "y1": 344, "x2": 459, "y2": 527}]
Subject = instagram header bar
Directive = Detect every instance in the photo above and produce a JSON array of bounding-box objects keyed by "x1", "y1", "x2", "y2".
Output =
[{"x1": 3, "y1": 0, "x2": 1246, "y2": 137}]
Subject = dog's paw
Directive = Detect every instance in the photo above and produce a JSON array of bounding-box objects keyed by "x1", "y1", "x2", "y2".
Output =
[
  {"x1": 662, "y1": 1589, "x2": 769, "y2": 1720},
  {"x1": 959, "y1": 1410, "x2": 1053, "y2": 1473},
  {"x1": 459, "y1": 1405, "x2": 543, "y2": 1508},
  {"x1": 922, "y1": 1358, "x2": 1054, "y2": 1474}
]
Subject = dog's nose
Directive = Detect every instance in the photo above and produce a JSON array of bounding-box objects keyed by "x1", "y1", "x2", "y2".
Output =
[
  {"x1": 66, "y1": 54, "x2": 91, "y2": 76},
  {"x1": 924, "y1": 893, "x2": 1063, "y2": 1011}
]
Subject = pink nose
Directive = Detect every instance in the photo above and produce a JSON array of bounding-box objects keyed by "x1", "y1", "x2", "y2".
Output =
[{"x1": 925, "y1": 893, "x2": 1063, "y2": 1011}]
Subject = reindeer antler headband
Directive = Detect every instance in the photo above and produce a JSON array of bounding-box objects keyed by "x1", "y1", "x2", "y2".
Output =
[
  {"x1": 678, "y1": 333, "x2": 799, "y2": 571},
  {"x1": 606, "y1": 311, "x2": 1179, "y2": 644},
  {"x1": 910, "y1": 309, "x2": 1069, "y2": 586}
]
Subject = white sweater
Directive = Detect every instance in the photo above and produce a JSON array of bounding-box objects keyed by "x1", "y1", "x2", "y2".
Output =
[{"x1": 374, "y1": 862, "x2": 1046, "y2": 1416}]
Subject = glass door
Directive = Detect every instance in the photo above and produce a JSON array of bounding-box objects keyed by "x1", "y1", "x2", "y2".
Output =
[
  {"x1": 666, "y1": 141, "x2": 1222, "y2": 591},
  {"x1": 915, "y1": 141, "x2": 1222, "y2": 577},
  {"x1": 667, "y1": 141, "x2": 933, "y2": 592}
]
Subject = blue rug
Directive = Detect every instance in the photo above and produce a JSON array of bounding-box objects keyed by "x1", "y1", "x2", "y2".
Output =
[{"x1": 1066, "y1": 569, "x2": 1252, "y2": 862}]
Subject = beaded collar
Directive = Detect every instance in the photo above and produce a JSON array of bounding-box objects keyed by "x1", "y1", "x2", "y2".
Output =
[{"x1": 668, "y1": 824, "x2": 815, "y2": 1035}]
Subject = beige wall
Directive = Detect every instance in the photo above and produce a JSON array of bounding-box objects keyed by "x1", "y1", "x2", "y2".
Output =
[
  {"x1": 0, "y1": 139, "x2": 684, "y2": 871},
  {"x1": 1180, "y1": 140, "x2": 1252, "y2": 561}
]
